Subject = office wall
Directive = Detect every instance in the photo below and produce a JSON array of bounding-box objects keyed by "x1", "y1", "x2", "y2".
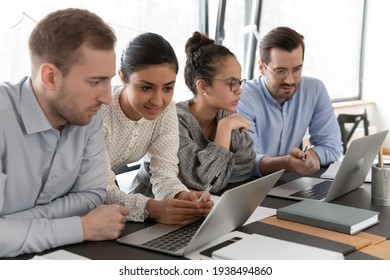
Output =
[{"x1": 363, "y1": 0, "x2": 390, "y2": 148}]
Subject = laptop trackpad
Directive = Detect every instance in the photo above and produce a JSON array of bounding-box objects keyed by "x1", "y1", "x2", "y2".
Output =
[
  {"x1": 269, "y1": 177, "x2": 326, "y2": 196},
  {"x1": 117, "y1": 223, "x2": 182, "y2": 245}
]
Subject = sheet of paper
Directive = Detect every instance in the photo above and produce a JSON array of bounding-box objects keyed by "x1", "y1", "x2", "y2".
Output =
[
  {"x1": 211, "y1": 233, "x2": 344, "y2": 260},
  {"x1": 32, "y1": 249, "x2": 89, "y2": 260}
]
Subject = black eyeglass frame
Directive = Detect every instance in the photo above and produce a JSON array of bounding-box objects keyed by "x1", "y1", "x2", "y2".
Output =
[{"x1": 213, "y1": 77, "x2": 247, "y2": 92}]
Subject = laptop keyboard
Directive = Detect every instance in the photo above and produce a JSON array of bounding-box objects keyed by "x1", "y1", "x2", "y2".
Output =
[
  {"x1": 141, "y1": 219, "x2": 204, "y2": 252},
  {"x1": 290, "y1": 180, "x2": 333, "y2": 200}
]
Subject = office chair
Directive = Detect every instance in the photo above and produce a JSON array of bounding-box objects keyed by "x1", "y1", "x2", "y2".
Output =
[
  {"x1": 114, "y1": 163, "x2": 141, "y2": 190},
  {"x1": 337, "y1": 108, "x2": 369, "y2": 154}
]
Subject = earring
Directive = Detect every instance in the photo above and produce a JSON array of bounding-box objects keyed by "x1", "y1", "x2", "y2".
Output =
[{"x1": 203, "y1": 92, "x2": 207, "y2": 96}]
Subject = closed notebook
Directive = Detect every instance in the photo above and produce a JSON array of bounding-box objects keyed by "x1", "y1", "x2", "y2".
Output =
[
  {"x1": 211, "y1": 234, "x2": 344, "y2": 260},
  {"x1": 199, "y1": 237, "x2": 242, "y2": 260},
  {"x1": 276, "y1": 200, "x2": 379, "y2": 235}
]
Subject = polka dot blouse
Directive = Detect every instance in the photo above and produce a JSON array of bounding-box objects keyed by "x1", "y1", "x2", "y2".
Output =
[{"x1": 102, "y1": 86, "x2": 189, "y2": 222}]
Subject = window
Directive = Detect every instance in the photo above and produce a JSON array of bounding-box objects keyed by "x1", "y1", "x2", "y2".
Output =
[
  {"x1": 0, "y1": 0, "x2": 201, "y2": 102},
  {"x1": 251, "y1": 0, "x2": 366, "y2": 101},
  {"x1": 1, "y1": 0, "x2": 366, "y2": 102}
]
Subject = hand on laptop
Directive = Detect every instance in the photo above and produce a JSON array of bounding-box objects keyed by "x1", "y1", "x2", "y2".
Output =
[
  {"x1": 182, "y1": 190, "x2": 214, "y2": 215},
  {"x1": 80, "y1": 204, "x2": 129, "y2": 241},
  {"x1": 288, "y1": 147, "x2": 320, "y2": 175},
  {"x1": 147, "y1": 192, "x2": 214, "y2": 225}
]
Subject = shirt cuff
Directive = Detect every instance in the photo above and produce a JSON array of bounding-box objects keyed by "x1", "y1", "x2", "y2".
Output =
[
  {"x1": 55, "y1": 216, "x2": 83, "y2": 247},
  {"x1": 254, "y1": 154, "x2": 264, "y2": 177},
  {"x1": 127, "y1": 194, "x2": 150, "y2": 222}
]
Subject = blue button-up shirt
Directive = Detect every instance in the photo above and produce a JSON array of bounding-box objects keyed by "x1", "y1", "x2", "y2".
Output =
[
  {"x1": 237, "y1": 75, "x2": 343, "y2": 177},
  {"x1": 0, "y1": 77, "x2": 107, "y2": 257}
]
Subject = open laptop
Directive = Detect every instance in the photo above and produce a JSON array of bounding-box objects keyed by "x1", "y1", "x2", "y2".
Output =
[
  {"x1": 268, "y1": 130, "x2": 388, "y2": 202},
  {"x1": 116, "y1": 169, "x2": 284, "y2": 256}
]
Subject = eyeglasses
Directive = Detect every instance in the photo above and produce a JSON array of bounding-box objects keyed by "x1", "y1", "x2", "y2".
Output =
[
  {"x1": 263, "y1": 63, "x2": 303, "y2": 79},
  {"x1": 214, "y1": 77, "x2": 247, "y2": 92}
]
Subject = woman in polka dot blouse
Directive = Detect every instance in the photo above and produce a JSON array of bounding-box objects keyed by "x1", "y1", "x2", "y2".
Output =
[
  {"x1": 176, "y1": 31, "x2": 256, "y2": 193},
  {"x1": 102, "y1": 33, "x2": 213, "y2": 225}
]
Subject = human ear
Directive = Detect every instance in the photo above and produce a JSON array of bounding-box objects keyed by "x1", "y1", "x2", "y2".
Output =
[
  {"x1": 194, "y1": 79, "x2": 208, "y2": 95},
  {"x1": 40, "y1": 63, "x2": 59, "y2": 91},
  {"x1": 118, "y1": 69, "x2": 127, "y2": 85},
  {"x1": 258, "y1": 60, "x2": 265, "y2": 75}
]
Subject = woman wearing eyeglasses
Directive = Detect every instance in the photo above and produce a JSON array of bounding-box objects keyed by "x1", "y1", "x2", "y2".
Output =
[{"x1": 176, "y1": 31, "x2": 256, "y2": 193}]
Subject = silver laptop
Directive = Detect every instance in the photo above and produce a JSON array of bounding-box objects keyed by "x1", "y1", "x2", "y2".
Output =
[
  {"x1": 268, "y1": 130, "x2": 388, "y2": 202},
  {"x1": 116, "y1": 169, "x2": 284, "y2": 256}
]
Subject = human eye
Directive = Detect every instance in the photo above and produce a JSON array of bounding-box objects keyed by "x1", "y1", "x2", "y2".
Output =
[
  {"x1": 140, "y1": 85, "x2": 153, "y2": 92},
  {"x1": 228, "y1": 79, "x2": 236, "y2": 88},
  {"x1": 234, "y1": 78, "x2": 243, "y2": 86},
  {"x1": 163, "y1": 85, "x2": 174, "y2": 93},
  {"x1": 88, "y1": 80, "x2": 101, "y2": 87},
  {"x1": 293, "y1": 66, "x2": 303, "y2": 73},
  {"x1": 275, "y1": 68, "x2": 288, "y2": 75},
  {"x1": 226, "y1": 78, "x2": 237, "y2": 86}
]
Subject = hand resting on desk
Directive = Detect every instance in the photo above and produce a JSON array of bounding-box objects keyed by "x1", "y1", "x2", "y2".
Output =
[{"x1": 80, "y1": 204, "x2": 129, "y2": 241}]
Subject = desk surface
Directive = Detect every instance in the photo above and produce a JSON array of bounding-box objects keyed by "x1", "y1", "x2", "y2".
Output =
[{"x1": 7, "y1": 168, "x2": 390, "y2": 260}]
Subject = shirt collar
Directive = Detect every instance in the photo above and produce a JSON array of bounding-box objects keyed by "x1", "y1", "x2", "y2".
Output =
[{"x1": 20, "y1": 77, "x2": 53, "y2": 134}]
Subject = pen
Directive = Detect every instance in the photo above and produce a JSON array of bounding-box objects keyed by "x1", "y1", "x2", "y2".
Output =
[
  {"x1": 198, "y1": 171, "x2": 221, "y2": 203},
  {"x1": 378, "y1": 146, "x2": 384, "y2": 168},
  {"x1": 301, "y1": 145, "x2": 315, "y2": 161}
]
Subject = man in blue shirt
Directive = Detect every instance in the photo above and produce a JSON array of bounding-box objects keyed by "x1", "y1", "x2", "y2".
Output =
[
  {"x1": 0, "y1": 8, "x2": 129, "y2": 257},
  {"x1": 237, "y1": 26, "x2": 343, "y2": 177}
]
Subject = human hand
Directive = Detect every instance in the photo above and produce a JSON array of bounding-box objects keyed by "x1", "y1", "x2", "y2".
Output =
[
  {"x1": 80, "y1": 204, "x2": 129, "y2": 241},
  {"x1": 176, "y1": 191, "x2": 214, "y2": 215},
  {"x1": 287, "y1": 147, "x2": 320, "y2": 175},
  {"x1": 219, "y1": 113, "x2": 251, "y2": 134},
  {"x1": 215, "y1": 114, "x2": 252, "y2": 149},
  {"x1": 175, "y1": 190, "x2": 198, "y2": 202},
  {"x1": 148, "y1": 197, "x2": 211, "y2": 225}
]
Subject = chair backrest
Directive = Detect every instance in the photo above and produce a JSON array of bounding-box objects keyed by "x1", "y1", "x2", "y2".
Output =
[{"x1": 337, "y1": 108, "x2": 369, "y2": 154}]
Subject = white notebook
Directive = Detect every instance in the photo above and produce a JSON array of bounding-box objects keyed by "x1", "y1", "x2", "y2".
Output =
[{"x1": 212, "y1": 234, "x2": 344, "y2": 260}]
